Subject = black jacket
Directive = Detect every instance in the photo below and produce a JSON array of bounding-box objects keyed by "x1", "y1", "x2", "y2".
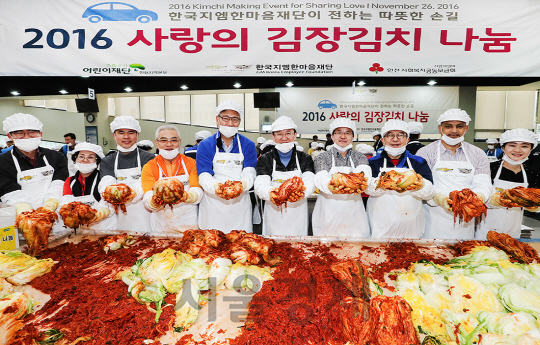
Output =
[
  {"x1": 406, "y1": 141, "x2": 425, "y2": 155},
  {"x1": 256, "y1": 147, "x2": 315, "y2": 176}
]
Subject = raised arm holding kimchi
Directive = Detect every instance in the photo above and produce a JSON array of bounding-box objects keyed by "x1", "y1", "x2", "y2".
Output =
[
  {"x1": 448, "y1": 188, "x2": 487, "y2": 224},
  {"x1": 329, "y1": 172, "x2": 368, "y2": 194},
  {"x1": 270, "y1": 176, "x2": 305, "y2": 207},
  {"x1": 101, "y1": 183, "x2": 136, "y2": 214},
  {"x1": 15, "y1": 207, "x2": 58, "y2": 256},
  {"x1": 151, "y1": 178, "x2": 186, "y2": 209}
]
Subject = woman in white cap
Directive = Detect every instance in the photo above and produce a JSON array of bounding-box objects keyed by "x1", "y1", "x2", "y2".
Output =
[
  {"x1": 308, "y1": 141, "x2": 318, "y2": 155},
  {"x1": 416, "y1": 109, "x2": 493, "y2": 239},
  {"x1": 312, "y1": 142, "x2": 326, "y2": 159},
  {"x1": 141, "y1": 125, "x2": 202, "y2": 234},
  {"x1": 367, "y1": 119, "x2": 435, "y2": 238},
  {"x1": 0, "y1": 113, "x2": 68, "y2": 221},
  {"x1": 254, "y1": 116, "x2": 316, "y2": 236},
  {"x1": 406, "y1": 122, "x2": 424, "y2": 155},
  {"x1": 355, "y1": 144, "x2": 375, "y2": 159},
  {"x1": 60, "y1": 142, "x2": 116, "y2": 231},
  {"x1": 312, "y1": 118, "x2": 372, "y2": 237},
  {"x1": 185, "y1": 130, "x2": 213, "y2": 160},
  {"x1": 372, "y1": 131, "x2": 383, "y2": 152},
  {"x1": 137, "y1": 140, "x2": 155, "y2": 153},
  {"x1": 196, "y1": 100, "x2": 257, "y2": 233},
  {"x1": 476, "y1": 129, "x2": 540, "y2": 239},
  {"x1": 99, "y1": 115, "x2": 156, "y2": 233},
  {"x1": 256, "y1": 136, "x2": 266, "y2": 157},
  {"x1": 485, "y1": 138, "x2": 503, "y2": 162}
]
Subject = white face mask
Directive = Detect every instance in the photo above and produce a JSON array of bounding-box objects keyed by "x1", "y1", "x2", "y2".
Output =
[
  {"x1": 333, "y1": 143, "x2": 352, "y2": 153},
  {"x1": 502, "y1": 154, "x2": 528, "y2": 165},
  {"x1": 13, "y1": 137, "x2": 41, "y2": 152},
  {"x1": 159, "y1": 148, "x2": 179, "y2": 160},
  {"x1": 441, "y1": 134, "x2": 464, "y2": 146},
  {"x1": 487, "y1": 145, "x2": 496, "y2": 150},
  {"x1": 384, "y1": 145, "x2": 406, "y2": 157},
  {"x1": 219, "y1": 125, "x2": 238, "y2": 138},
  {"x1": 275, "y1": 142, "x2": 295, "y2": 153},
  {"x1": 75, "y1": 162, "x2": 97, "y2": 174},
  {"x1": 117, "y1": 143, "x2": 138, "y2": 153}
]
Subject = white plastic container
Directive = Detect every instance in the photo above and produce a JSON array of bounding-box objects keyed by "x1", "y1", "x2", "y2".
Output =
[{"x1": 0, "y1": 205, "x2": 19, "y2": 250}]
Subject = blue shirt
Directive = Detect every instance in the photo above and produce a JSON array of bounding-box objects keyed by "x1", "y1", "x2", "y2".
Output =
[
  {"x1": 277, "y1": 149, "x2": 293, "y2": 167},
  {"x1": 0, "y1": 146, "x2": 14, "y2": 155},
  {"x1": 196, "y1": 133, "x2": 257, "y2": 176}
]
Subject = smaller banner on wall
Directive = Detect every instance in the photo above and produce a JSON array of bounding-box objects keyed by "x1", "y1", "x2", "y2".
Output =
[{"x1": 276, "y1": 86, "x2": 459, "y2": 134}]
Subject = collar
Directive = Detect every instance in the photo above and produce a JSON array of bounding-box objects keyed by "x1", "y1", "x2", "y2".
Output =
[
  {"x1": 438, "y1": 140, "x2": 464, "y2": 153},
  {"x1": 330, "y1": 146, "x2": 352, "y2": 160},
  {"x1": 381, "y1": 149, "x2": 408, "y2": 166},
  {"x1": 216, "y1": 132, "x2": 238, "y2": 152},
  {"x1": 13, "y1": 146, "x2": 42, "y2": 161}
]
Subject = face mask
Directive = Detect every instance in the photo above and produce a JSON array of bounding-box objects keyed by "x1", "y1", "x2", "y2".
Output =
[
  {"x1": 75, "y1": 162, "x2": 97, "y2": 174},
  {"x1": 502, "y1": 154, "x2": 528, "y2": 165},
  {"x1": 13, "y1": 137, "x2": 41, "y2": 152},
  {"x1": 160, "y1": 148, "x2": 179, "y2": 160},
  {"x1": 275, "y1": 142, "x2": 295, "y2": 153},
  {"x1": 117, "y1": 143, "x2": 138, "y2": 153},
  {"x1": 487, "y1": 145, "x2": 495, "y2": 150},
  {"x1": 441, "y1": 134, "x2": 464, "y2": 146},
  {"x1": 219, "y1": 125, "x2": 238, "y2": 138},
  {"x1": 384, "y1": 145, "x2": 406, "y2": 157},
  {"x1": 333, "y1": 143, "x2": 352, "y2": 153}
]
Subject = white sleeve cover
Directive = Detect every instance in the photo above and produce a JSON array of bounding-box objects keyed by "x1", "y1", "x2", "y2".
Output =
[
  {"x1": 59, "y1": 194, "x2": 76, "y2": 208},
  {"x1": 198, "y1": 172, "x2": 218, "y2": 195},
  {"x1": 1, "y1": 190, "x2": 32, "y2": 206},
  {"x1": 301, "y1": 171, "x2": 316, "y2": 197},
  {"x1": 365, "y1": 177, "x2": 385, "y2": 197},
  {"x1": 314, "y1": 170, "x2": 332, "y2": 195},
  {"x1": 95, "y1": 198, "x2": 115, "y2": 217},
  {"x1": 188, "y1": 187, "x2": 203, "y2": 205},
  {"x1": 410, "y1": 178, "x2": 436, "y2": 201},
  {"x1": 470, "y1": 173, "x2": 493, "y2": 202},
  {"x1": 98, "y1": 175, "x2": 117, "y2": 194},
  {"x1": 239, "y1": 167, "x2": 256, "y2": 191},
  {"x1": 130, "y1": 184, "x2": 144, "y2": 203},
  {"x1": 142, "y1": 190, "x2": 155, "y2": 212},
  {"x1": 254, "y1": 175, "x2": 273, "y2": 201},
  {"x1": 352, "y1": 164, "x2": 373, "y2": 189},
  {"x1": 43, "y1": 180, "x2": 64, "y2": 204}
]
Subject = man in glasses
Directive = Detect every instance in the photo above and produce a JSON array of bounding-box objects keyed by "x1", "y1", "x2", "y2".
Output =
[
  {"x1": 0, "y1": 113, "x2": 68, "y2": 226},
  {"x1": 196, "y1": 100, "x2": 257, "y2": 233},
  {"x1": 366, "y1": 119, "x2": 434, "y2": 239}
]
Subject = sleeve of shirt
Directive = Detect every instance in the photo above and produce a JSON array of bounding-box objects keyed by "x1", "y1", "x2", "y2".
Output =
[
  {"x1": 0, "y1": 156, "x2": 22, "y2": 202},
  {"x1": 470, "y1": 145, "x2": 491, "y2": 175},
  {"x1": 314, "y1": 153, "x2": 331, "y2": 173},
  {"x1": 241, "y1": 136, "x2": 258, "y2": 169},
  {"x1": 141, "y1": 161, "x2": 157, "y2": 193},
  {"x1": 196, "y1": 139, "x2": 216, "y2": 176},
  {"x1": 63, "y1": 178, "x2": 73, "y2": 196},
  {"x1": 471, "y1": 174, "x2": 493, "y2": 202},
  {"x1": 415, "y1": 145, "x2": 435, "y2": 170},
  {"x1": 186, "y1": 159, "x2": 200, "y2": 188},
  {"x1": 99, "y1": 154, "x2": 116, "y2": 178},
  {"x1": 256, "y1": 154, "x2": 273, "y2": 177},
  {"x1": 52, "y1": 151, "x2": 69, "y2": 182}
]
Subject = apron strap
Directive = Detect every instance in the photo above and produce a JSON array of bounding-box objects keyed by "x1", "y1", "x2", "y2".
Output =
[
  {"x1": 461, "y1": 143, "x2": 472, "y2": 165},
  {"x1": 522, "y1": 164, "x2": 528, "y2": 184},
  {"x1": 157, "y1": 157, "x2": 183, "y2": 178},
  {"x1": 294, "y1": 152, "x2": 301, "y2": 171},
  {"x1": 114, "y1": 149, "x2": 142, "y2": 175},
  {"x1": 11, "y1": 149, "x2": 22, "y2": 173},
  {"x1": 494, "y1": 161, "x2": 504, "y2": 181},
  {"x1": 331, "y1": 152, "x2": 355, "y2": 169},
  {"x1": 495, "y1": 161, "x2": 528, "y2": 185},
  {"x1": 437, "y1": 140, "x2": 471, "y2": 165},
  {"x1": 70, "y1": 173, "x2": 98, "y2": 196}
]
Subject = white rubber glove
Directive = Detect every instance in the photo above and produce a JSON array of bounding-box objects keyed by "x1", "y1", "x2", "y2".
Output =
[
  {"x1": 92, "y1": 208, "x2": 111, "y2": 223},
  {"x1": 42, "y1": 198, "x2": 59, "y2": 212},
  {"x1": 239, "y1": 167, "x2": 255, "y2": 191},
  {"x1": 254, "y1": 175, "x2": 274, "y2": 201},
  {"x1": 143, "y1": 191, "x2": 164, "y2": 212},
  {"x1": 130, "y1": 185, "x2": 144, "y2": 203},
  {"x1": 198, "y1": 172, "x2": 218, "y2": 195},
  {"x1": 185, "y1": 190, "x2": 199, "y2": 203},
  {"x1": 98, "y1": 175, "x2": 117, "y2": 194},
  {"x1": 410, "y1": 179, "x2": 435, "y2": 201},
  {"x1": 301, "y1": 171, "x2": 316, "y2": 198},
  {"x1": 488, "y1": 193, "x2": 505, "y2": 208},
  {"x1": 15, "y1": 202, "x2": 32, "y2": 216},
  {"x1": 365, "y1": 177, "x2": 385, "y2": 197},
  {"x1": 476, "y1": 192, "x2": 486, "y2": 203},
  {"x1": 241, "y1": 180, "x2": 248, "y2": 191},
  {"x1": 433, "y1": 192, "x2": 452, "y2": 212},
  {"x1": 314, "y1": 171, "x2": 332, "y2": 195}
]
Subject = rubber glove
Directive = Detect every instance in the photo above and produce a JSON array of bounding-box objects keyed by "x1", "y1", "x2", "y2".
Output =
[
  {"x1": 42, "y1": 198, "x2": 59, "y2": 212},
  {"x1": 488, "y1": 193, "x2": 505, "y2": 207},
  {"x1": 15, "y1": 202, "x2": 32, "y2": 216},
  {"x1": 525, "y1": 206, "x2": 540, "y2": 213},
  {"x1": 92, "y1": 208, "x2": 110, "y2": 223},
  {"x1": 214, "y1": 182, "x2": 222, "y2": 194},
  {"x1": 185, "y1": 190, "x2": 199, "y2": 203},
  {"x1": 241, "y1": 180, "x2": 248, "y2": 191},
  {"x1": 433, "y1": 193, "x2": 452, "y2": 212},
  {"x1": 476, "y1": 192, "x2": 486, "y2": 203},
  {"x1": 147, "y1": 195, "x2": 165, "y2": 211}
]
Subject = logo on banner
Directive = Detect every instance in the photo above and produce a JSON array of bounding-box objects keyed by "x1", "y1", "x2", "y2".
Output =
[
  {"x1": 317, "y1": 100, "x2": 337, "y2": 109},
  {"x1": 82, "y1": 2, "x2": 158, "y2": 23},
  {"x1": 129, "y1": 63, "x2": 145, "y2": 71},
  {"x1": 369, "y1": 63, "x2": 384, "y2": 74},
  {"x1": 234, "y1": 65, "x2": 252, "y2": 70}
]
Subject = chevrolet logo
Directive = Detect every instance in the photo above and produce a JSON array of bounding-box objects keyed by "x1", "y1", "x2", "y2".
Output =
[
  {"x1": 436, "y1": 168, "x2": 453, "y2": 172},
  {"x1": 20, "y1": 176, "x2": 33, "y2": 181}
]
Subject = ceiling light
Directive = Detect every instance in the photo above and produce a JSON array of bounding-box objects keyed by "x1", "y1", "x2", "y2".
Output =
[
  {"x1": 180, "y1": 85, "x2": 188, "y2": 90},
  {"x1": 286, "y1": 82, "x2": 294, "y2": 87},
  {"x1": 124, "y1": 87, "x2": 133, "y2": 92},
  {"x1": 233, "y1": 83, "x2": 241, "y2": 88},
  {"x1": 427, "y1": 80, "x2": 437, "y2": 86},
  {"x1": 358, "y1": 81, "x2": 366, "y2": 86},
  {"x1": 59, "y1": 90, "x2": 68, "y2": 94},
  {"x1": 10, "y1": 91, "x2": 20, "y2": 96},
  {"x1": 81, "y1": 76, "x2": 90, "y2": 78}
]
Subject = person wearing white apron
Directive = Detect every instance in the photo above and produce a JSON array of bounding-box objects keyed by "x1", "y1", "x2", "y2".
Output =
[
  {"x1": 197, "y1": 100, "x2": 257, "y2": 233},
  {"x1": 312, "y1": 118, "x2": 372, "y2": 237},
  {"x1": 59, "y1": 142, "x2": 116, "y2": 232},
  {"x1": 476, "y1": 129, "x2": 540, "y2": 239},
  {"x1": 0, "y1": 113, "x2": 68, "y2": 229},
  {"x1": 142, "y1": 125, "x2": 202, "y2": 234},
  {"x1": 366, "y1": 120, "x2": 435, "y2": 239},
  {"x1": 485, "y1": 138, "x2": 503, "y2": 163},
  {"x1": 254, "y1": 116, "x2": 316, "y2": 236},
  {"x1": 99, "y1": 116, "x2": 155, "y2": 233},
  {"x1": 417, "y1": 109, "x2": 492, "y2": 239},
  {"x1": 405, "y1": 122, "x2": 425, "y2": 155},
  {"x1": 62, "y1": 133, "x2": 77, "y2": 176}
]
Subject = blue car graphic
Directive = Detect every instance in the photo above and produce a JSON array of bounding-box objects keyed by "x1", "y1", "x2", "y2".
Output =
[
  {"x1": 83, "y1": 2, "x2": 158, "y2": 23},
  {"x1": 318, "y1": 100, "x2": 337, "y2": 109}
]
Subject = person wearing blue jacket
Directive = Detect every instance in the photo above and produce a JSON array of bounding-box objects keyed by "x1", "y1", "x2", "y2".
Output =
[
  {"x1": 196, "y1": 100, "x2": 257, "y2": 233},
  {"x1": 366, "y1": 120, "x2": 435, "y2": 239}
]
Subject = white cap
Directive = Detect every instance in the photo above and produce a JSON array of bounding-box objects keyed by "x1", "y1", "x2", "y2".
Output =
[
  {"x1": 3, "y1": 113, "x2": 43, "y2": 133},
  {"x1": 486, "y1": 138, "x2": 499, "y2": 144},
  {"x1": 317, "y1": 142, "x2": 325, "y2": 148},
  {"x1": 216, "y1": 100, "x2": 244, "y2": 117},
  {"x1": 310, "y1": 142, "x2": 318, "y2": 149},
  {"x1": 437, "y1": 108, "x2": 471, "y2": 125},
  {"x1": 272, "y1": 116, "x2": 297, "y2": 132},
  {"x1": 500, "y1": 128, "x2": 538, "y2": 149},
  {"x1": 294, "y1": 142, "x2": 304, "y2": 152},
  {"x1": 329, "y1": 118, "x2": 356, "y2": 135},
  {"x1": 260, "y1": 140, "x2": 275, "y2": 150},
  {"x1": 73, "y1": 142, "x2": 105, "y2": 158},
  {"x1": 110, "y1": 115, "x2": 141, "y2": 133},
  {"x1": 356, "y1": 144, "x2": 375, "y2": 155},
  {"x1": 371, "y1": 131, "x2": 381, "y2": 137},
  {"x1": 381, "y1": 120, "x2": 410, "y2": 137},
  {"x1": 256, "y1": 136, "x2": 266, "y2": 144},
  {"x1": 137, "y1": 140, "x2": 154, "y2": 148},
  {"x1": 407, "y1": 122, "x2": 423, "y2": 135},
  {"x1": 195, "y1": 130, "x2": 212, "y2": 141}
]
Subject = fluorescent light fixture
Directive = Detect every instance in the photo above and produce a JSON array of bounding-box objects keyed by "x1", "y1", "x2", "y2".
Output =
[
  {"x1": 233, "y1": 83, "x2": 241, "y2": 88},
  {"x1": 427, "y1": 80, "x2": 437, "y2": 86},
  {"x1": 124, "y1": 87, "x2": 133, "y2": 92},
  {"x1": 59, "y1": 90, "x2": 68, "y2": 94},
  {"x1": 10, "y1": 91, "x2": 20, "y2": 96},
  {"x1": 180, "y1": 85, "x2": 188, "y2": 90},
  {"x1": 358, "y1": 81, "x2": 366, "y2": 86},
  {"x1": 286, "y1": 82, "x2": 294, "y2": 87}
]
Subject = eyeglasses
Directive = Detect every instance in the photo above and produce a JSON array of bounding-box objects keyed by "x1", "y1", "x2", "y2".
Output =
[
  {"x1": 157, "y1": 138, "x2": 180, "y2": 144},
  {"x1": 384, "y1": 133, "x2": 407, "y2": 139},
  {"x1": 218, "y1": 115, "x2": 241, "y2": 124},
  {"x1": 273, "y1": 131, "x2": 296, "y2": 139},
  {"x1": 334, "y1": 131, "x2": 353, "y2": 137},
  {"x1": 76, "y1": 155, "x2": 97, "y2": 162},
  {"x1": 10, "y1": 130, "x2": 41, "y2": 139}
]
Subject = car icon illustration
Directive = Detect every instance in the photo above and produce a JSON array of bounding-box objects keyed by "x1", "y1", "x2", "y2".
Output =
[
  {"x1": 318, "y1": 100, "x2": 337, "y2": 109},
  {"x1": 82, "y1": 2, "x2": 158, "y2": 23}
]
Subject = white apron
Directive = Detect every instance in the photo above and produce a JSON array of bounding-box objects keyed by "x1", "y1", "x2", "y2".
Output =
[
  {"x1": 114, "y1": 149, "x2": 151, "y2": 233},
  {"x1": 367, "y1": 157, "x2": 425, "y2": 239},
  {"x1": 66, "y1": 149, "x2": 77, "y2": 176},
  {"x1": 312, "y1": 155, "x2": 370, "y2": 237},
  {"x1": 198, "y1": 136, "x2": 252, "y2": 233},
  {"x1": 423, "y1": 142, "x2": 476, "y2": 239},
  {"x1": 475, "y1": 162, "x2": 527, "y2": 240},
  {"x1": 262, "y1": 154, "x2": 308, "y2": 236},
  {"x1": 150, "y1": 158, "x2": 198, "y2": 234}
]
